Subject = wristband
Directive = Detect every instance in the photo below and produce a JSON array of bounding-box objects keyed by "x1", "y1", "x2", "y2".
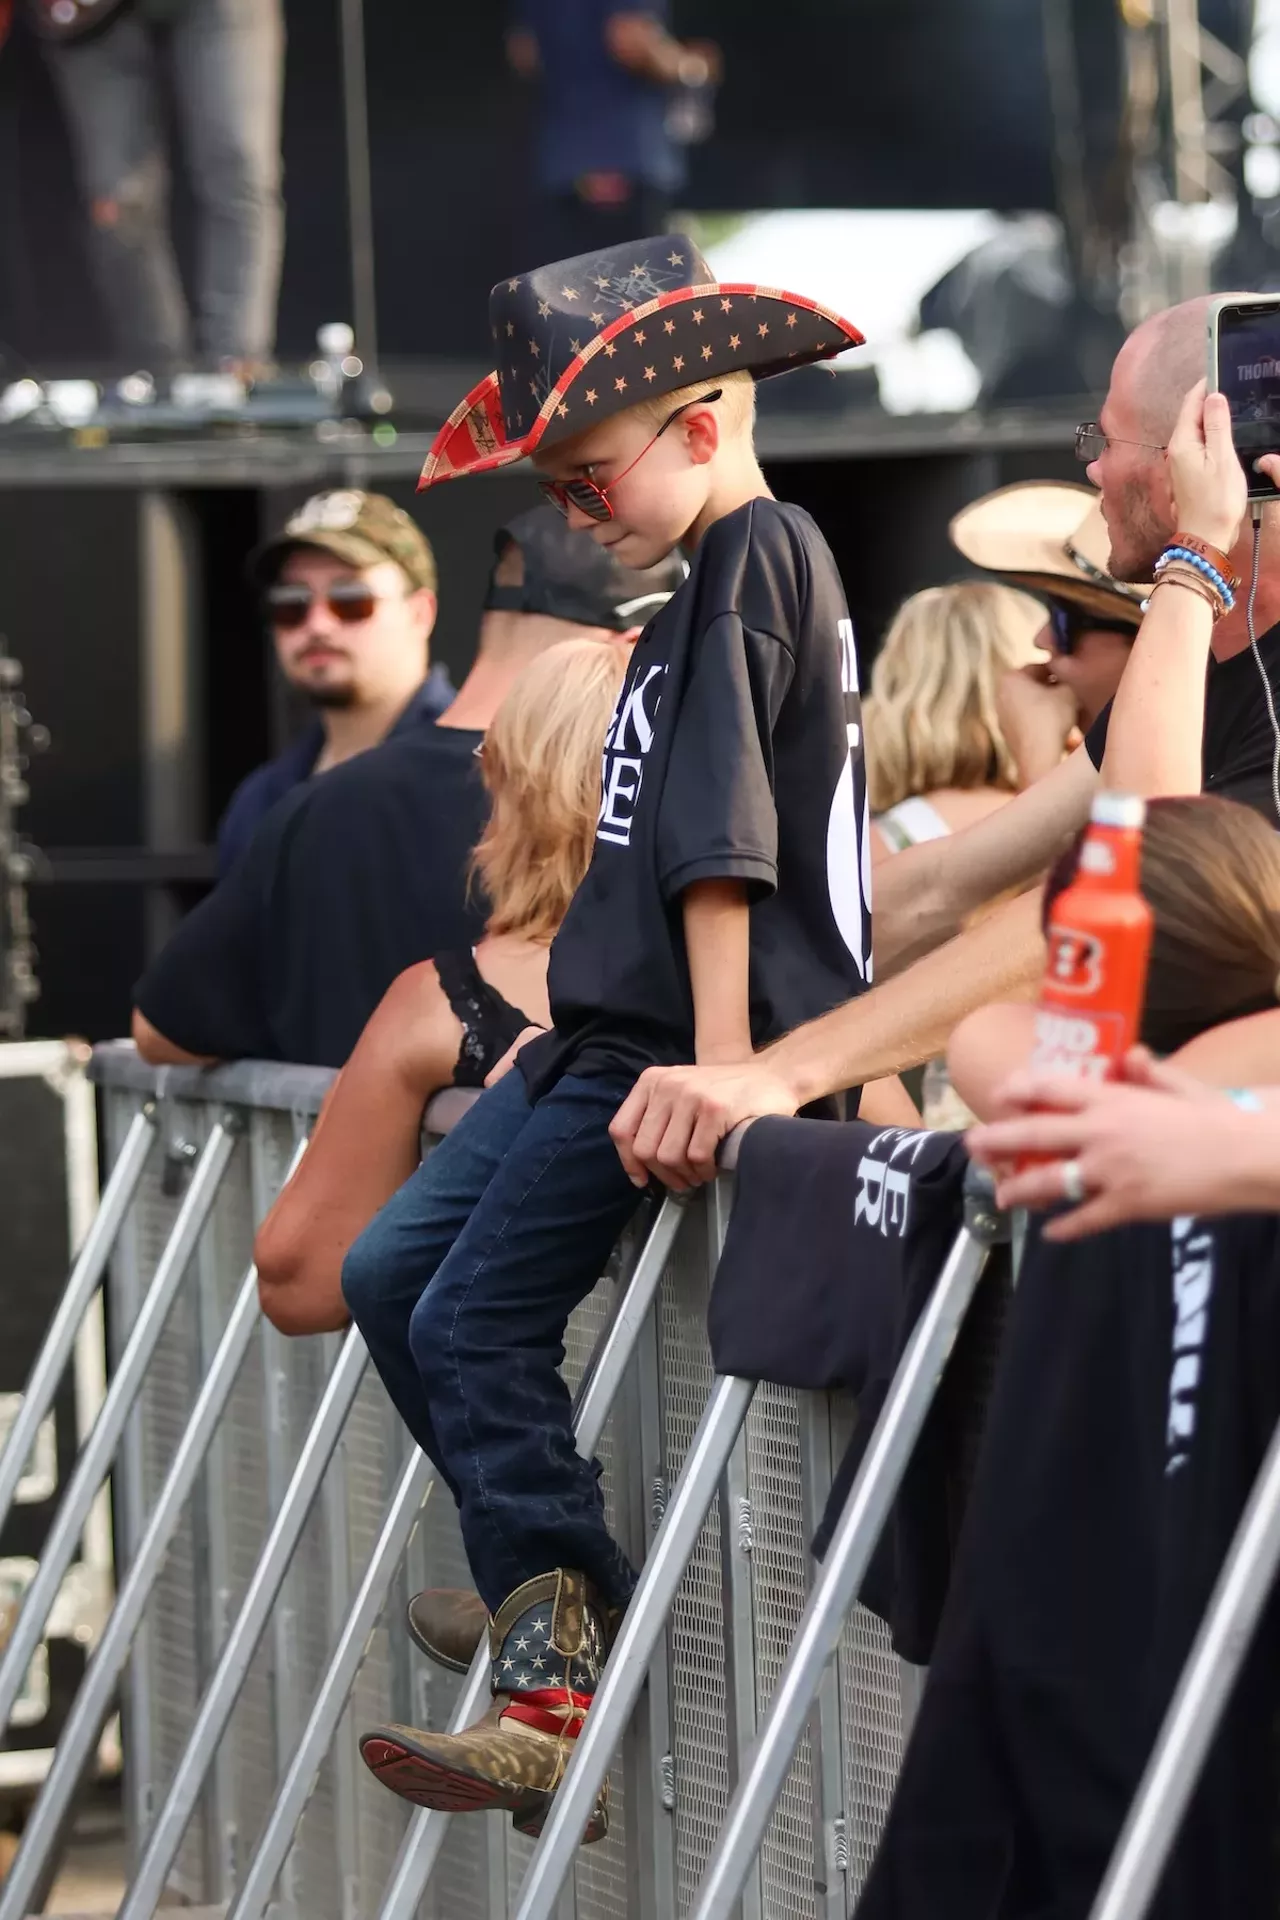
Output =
[
  {"x1": 1172, "y1": 533, "x2": 1240, "y2": 592},
  {"x1": 1154, "y1": 545, "x2": 1235, "y2": 612},
  {"x1": 1151, "y1": 568, "x2": 1225, "y2": 620}
]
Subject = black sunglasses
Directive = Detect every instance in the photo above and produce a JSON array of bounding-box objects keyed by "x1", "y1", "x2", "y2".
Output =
[
  {"x1": 1047, "y1": 602, "x2": 1136, "y2": 656},
  {"x1": 538, "y1": 390, "x2": 723, "y2": 523}
]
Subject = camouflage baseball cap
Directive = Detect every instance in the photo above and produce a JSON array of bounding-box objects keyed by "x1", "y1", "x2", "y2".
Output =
[{"x1": 248, "y1": 490, "x2": 438, "y2": 593}]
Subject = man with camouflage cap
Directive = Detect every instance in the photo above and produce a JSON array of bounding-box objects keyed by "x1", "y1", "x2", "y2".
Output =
[{"x1": 217, "y1": 490, "x2": 455, "y2": 875}]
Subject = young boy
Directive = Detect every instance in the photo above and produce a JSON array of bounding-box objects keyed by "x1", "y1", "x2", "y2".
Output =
[{"x1": 345, "y1": 234, "x2": 872, "y2": 1837}]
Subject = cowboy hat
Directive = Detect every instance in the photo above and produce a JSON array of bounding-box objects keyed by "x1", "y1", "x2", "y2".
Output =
[
  {"x1": 419, "y1": 233, "x2": 864, "y2": 490},
  {"x1": 949, "y1": 480, "x2": 1144, "y2": 626}
]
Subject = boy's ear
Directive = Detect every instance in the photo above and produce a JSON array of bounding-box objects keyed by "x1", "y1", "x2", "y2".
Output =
[{"x1": 683, "y1": 403, "x2": 721, "y2": 468}]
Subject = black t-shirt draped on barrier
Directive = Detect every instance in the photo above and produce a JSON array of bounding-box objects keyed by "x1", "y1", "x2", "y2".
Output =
[
  {"x1": 858, "y1": 1209, "x2": 1280, "y2": 1920},
  {"x1": 134, "y1": 727, "x2": 490, "y2": 1067},
  {"x1": 1085, "y1": 618, "x2": 1280, "y2": 822},
  {"x1": 519, "y1": 497, "x2": 874, "y2": 1101}
]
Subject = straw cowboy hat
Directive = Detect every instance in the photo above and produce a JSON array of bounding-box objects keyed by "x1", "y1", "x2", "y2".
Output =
[
  {"x1": 949, "y1": 480, "x2": 1145, "y2": 627},
  {"x1": 419, "y1": 232, "x2": 864, "y2": 489}
]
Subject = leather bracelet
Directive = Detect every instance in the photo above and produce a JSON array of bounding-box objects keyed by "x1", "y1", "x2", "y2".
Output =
[
  {"x1": 1172, "y1": 532, "x2": 1241, "y2": 592},
  {"x1": 1152, "y1": 568, "x2": 1224, "y2": 620}
]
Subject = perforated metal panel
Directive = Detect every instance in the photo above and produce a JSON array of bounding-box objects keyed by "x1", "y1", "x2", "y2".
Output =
[{"x1": 98, "y1": 1068, "x2": 929, "y2": 1920}]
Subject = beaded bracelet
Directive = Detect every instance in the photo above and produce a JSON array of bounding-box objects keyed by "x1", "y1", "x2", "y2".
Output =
[
  {"x1": 1172, "y1": 532, "x2": 1241, "y2": 592},
  {"x1": 1154, "y1": 544, "x2": 1236, "y2": 612},
  {"x1": 1151, "y1": 566, "x2": 1225, "y2": 619}
]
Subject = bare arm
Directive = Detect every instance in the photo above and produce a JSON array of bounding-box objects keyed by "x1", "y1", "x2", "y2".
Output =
[
  {"x1": 683, "y1": 878, "x2": 751, "y2": 1064},
  {"x1": 254, "y1": 963, "x2": 463, "y2": 1335},
  {"x1": 611, "y1": 884, "x2": 1047, "y2": 1189},
  {"x1": 1100, "y1": 382, "x2": 1246, "y2": 795},
  {"x1": 946, "y1": 1003, "x2": 1038, "y2": 1120},
  {"x1": 131, "y1": 1007, "x2": 216, "y2": 1068},
  {"x1": 604, "y1": 11, "x2": 718, "y2": 85},
  {"x1": 873, "y1": 745, "x2": 1095, "y2": 977}
]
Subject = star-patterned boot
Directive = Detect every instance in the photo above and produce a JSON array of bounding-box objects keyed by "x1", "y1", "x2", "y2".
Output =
[
  {"x1": 361, "y1": 1569, "x2": 611, "y2": 1843},
  {"x1": 406, "y1": 1587, "x2": 490, "y2": 1673}
]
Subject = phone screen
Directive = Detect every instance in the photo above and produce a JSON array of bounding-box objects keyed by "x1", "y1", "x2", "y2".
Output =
[{"x1": 1215, "y1": 300, "x2": 1280, "y2": 498}]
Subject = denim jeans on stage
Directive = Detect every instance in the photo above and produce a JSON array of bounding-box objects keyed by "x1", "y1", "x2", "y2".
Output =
[
  {"x1": 341, "y1": 1068, "x2": 645, "y2": 1614},
  {"x1": 46, "y1": 0, "x2": 284, "y2": 366}
]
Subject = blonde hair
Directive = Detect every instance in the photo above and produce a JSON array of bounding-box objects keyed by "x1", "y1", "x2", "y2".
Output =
[
  {"x1": 471, "y1": 638, "x2": 628, "y2": 942},
  {"x1": 863, "y1": 582, "x2": 1044, "y2": 812},
  {"x1": 629, "y1": 366, "x2": 756, "y2": 437}
]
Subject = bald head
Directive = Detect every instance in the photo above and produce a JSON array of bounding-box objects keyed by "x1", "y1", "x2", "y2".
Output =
[{"x1": 1119, "y1": 294, "x2": 1261, "y2": 445}]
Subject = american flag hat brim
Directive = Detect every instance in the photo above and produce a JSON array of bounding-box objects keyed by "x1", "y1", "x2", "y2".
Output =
[{"x1": 418, "y1": 239, "x2": 864, "y2": 492}]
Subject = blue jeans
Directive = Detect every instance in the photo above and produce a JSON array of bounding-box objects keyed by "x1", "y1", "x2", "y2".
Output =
[
  {"x1": 341, "y1": 1069, "x2": 644, "y2": 1613},
  {"x1": 47, "y1": 0, "x2": 284, "y2": 365}
]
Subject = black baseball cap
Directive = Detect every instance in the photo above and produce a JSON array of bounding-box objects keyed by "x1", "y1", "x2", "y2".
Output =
[{"x1": 485, "y1": 506, "x2": 686, "y2": 632}]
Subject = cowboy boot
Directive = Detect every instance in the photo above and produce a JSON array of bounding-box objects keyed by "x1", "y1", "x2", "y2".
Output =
[
  {"x1": 362, "y1": 1569, "x2": 610, "y2": 1843},
  {"x1": 406, "y1": 1587, "x2": 489, "y2": 1673}
]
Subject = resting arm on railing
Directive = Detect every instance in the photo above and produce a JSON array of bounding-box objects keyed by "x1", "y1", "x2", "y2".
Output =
[{"x1": 254, "y1": 961, "x2": 505, "y2": 1334}]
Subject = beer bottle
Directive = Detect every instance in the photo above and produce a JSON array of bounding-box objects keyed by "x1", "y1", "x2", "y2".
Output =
[{"x1": 1029, "y1": 791, "x2": 1153, "y2": 1085}]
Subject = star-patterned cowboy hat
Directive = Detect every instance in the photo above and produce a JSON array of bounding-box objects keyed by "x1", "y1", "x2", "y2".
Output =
[
  {"x1": 418, "y1": 233, "x2": 864, "y2": 490},
  {"x1": 949, "y1": 480, "x2": 1145, "y2": 627}
]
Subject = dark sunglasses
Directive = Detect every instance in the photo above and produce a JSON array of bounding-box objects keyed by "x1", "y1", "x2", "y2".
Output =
[
  {"x1": 538, "y1": 389, "x2": 722, "y2": 523},
  {"x1": 264, "y1": 580, "x2": 399, "y2": 629},
  {"x1": 1046, "y1": 602, "x2": 1136, "y2": 656}
]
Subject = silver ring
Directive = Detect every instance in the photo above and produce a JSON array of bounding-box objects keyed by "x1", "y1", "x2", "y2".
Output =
[{"x1": 1061, "y1": 1158, "x2": 1087, "y2": 1205}]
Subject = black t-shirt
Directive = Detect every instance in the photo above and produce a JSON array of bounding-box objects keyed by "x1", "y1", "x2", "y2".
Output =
[
  {"x1": 1085, "y1": 619, "x2": 1280, "y2": 822},
  {"x1": 134, "y1": 726, "x2": 490, "y2": 1067},
  {"x1": 520, "y1": 497, "x2": 874, "y2": 1098}
]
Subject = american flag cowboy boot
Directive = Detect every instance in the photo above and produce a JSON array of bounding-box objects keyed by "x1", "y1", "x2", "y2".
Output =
[{"x1": 362, "y1": 1568, "x2": 612, "y2": 1843}]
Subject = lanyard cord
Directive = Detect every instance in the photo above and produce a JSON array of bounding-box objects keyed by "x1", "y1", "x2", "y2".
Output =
[{"x1": 1245, "y1": 504, "x2": 1280, "y2": 826}]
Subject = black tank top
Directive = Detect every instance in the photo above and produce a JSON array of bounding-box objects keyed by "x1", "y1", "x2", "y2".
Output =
[{"x1": 434, "y1": 949, "x2": 533, "y2": 1087}]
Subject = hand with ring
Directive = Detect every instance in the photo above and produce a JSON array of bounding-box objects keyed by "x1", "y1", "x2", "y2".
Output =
[{"x1": 967, "y1": 1048, "x2": 1276, "y2": 1240}]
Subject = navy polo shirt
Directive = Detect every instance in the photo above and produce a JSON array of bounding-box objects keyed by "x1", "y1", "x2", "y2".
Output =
[{"x1": 215, "y1": 663, "x2": 455, "y2": 877}]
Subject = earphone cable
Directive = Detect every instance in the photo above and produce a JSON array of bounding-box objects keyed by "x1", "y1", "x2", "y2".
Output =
[{"x1": 1245, "y1": 504, "x2": 1280, "y2": 825}]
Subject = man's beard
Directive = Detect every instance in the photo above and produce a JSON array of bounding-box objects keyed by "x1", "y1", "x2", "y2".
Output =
[
  {"x1": 303, "y1": 682, "x2": 359, "y2": 711},
  {"x1": 1108, "y1": 478, "x2": 1172, "y2": 584}
]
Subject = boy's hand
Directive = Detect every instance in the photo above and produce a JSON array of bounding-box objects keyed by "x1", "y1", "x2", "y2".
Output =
[{"x1": 610, "y1": 1059, "x2": 800, "y2": 1190}]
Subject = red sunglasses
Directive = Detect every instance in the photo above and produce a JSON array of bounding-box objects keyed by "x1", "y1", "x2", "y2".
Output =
[
  {"x1": 538, "y1": 389, "x2": 722, "y2": 523},
  {"x1": 264, "y1": 580, "x2": 403, "y2": 629}
]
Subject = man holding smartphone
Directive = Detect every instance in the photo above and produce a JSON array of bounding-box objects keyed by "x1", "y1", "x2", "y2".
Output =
[{"x1": 609, "y1": 293, "x2": 1280, "y2": 1186}]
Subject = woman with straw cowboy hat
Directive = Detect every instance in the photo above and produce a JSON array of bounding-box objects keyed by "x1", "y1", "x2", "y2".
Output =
[{"x1": 951, "y1": 478, "x2": 1146, "y2": 783}]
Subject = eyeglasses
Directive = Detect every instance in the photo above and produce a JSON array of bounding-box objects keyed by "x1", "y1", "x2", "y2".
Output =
[
  {"x1": 1074, "y1": 422, "x2": 1166, "y2": 462},
  {"x1": 538, "y1": 390, "x2": 722, "y2": 523},
  {"x1": 1046, "y1": 601, "x2": 1136, "y2": 655},
  {"x1": 264, "y1": 580, "x2": 401, "y2": 629}
]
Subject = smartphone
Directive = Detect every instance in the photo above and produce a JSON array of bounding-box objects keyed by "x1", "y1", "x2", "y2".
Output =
[{"x1": 1208, "y1": 295, "x2": 1280, "y2": 500}]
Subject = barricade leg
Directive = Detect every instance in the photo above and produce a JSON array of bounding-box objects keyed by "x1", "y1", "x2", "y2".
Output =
[
  {"x1": 227, "y1": 1446, "x2": 436, "y2": 1920},
  {"x1": 116, "y1": 1325, "x2": 371, "y2": 1920},
  {"x1": 374, "y1": 1191, "x2": 689, "y2": 1920},
  {"x1": 689, "y1": 1197, "x2": 1002, "y2": 1920},
  {"x1": 512, "y1": 1370, "x2": 758, "y2": 1919},
  {"x1": 0, "y1": 1115, "x2": 239, "y2": 1735},
  {"x1": 0, "y1": 1103, "x2": 156, "y2": 1539},
  {"x1": 1088, "y1": 1410, "x2": 1280, "y2": 1920}
]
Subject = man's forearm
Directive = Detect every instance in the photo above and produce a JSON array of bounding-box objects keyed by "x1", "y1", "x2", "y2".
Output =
[{"x1": 768, "y1": 886, "x2": 1046, "y2": 1103}]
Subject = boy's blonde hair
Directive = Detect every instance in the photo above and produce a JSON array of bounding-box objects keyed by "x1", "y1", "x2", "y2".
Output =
[
  {"x1": 629, "y1": 367, "x2": 757, "y2": 438},
  {"x1": 471, "y1": 638, "x2": 628, "y2": 943},
  {"x1": 863, "y1": 582, "x2": 1044, "y2": 812}
]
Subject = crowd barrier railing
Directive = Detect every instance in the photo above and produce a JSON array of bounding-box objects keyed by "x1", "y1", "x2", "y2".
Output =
[{"x1": 2, "y1": 1041, "x2": 1007, "y2": 1919}]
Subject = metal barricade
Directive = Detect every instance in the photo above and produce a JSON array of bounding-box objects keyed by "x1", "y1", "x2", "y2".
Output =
[{"x1": 1, "y1": 1041, "x2": 980, "y2": 1918}]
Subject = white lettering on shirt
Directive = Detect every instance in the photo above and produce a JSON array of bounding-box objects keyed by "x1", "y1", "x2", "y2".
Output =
[
  {"x1": 853, "y1": 1128, "x2": 932, "y2": 1238},
  {"x1": 1166, "y1": 1214, "x2": 1215, "y2": 1474},
  {"x1": 827, "y1": 616, "x2": 872, "y2": 981},
  {"x1": 597, "y1": 663, "x2": 667, "y2": 848}
]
